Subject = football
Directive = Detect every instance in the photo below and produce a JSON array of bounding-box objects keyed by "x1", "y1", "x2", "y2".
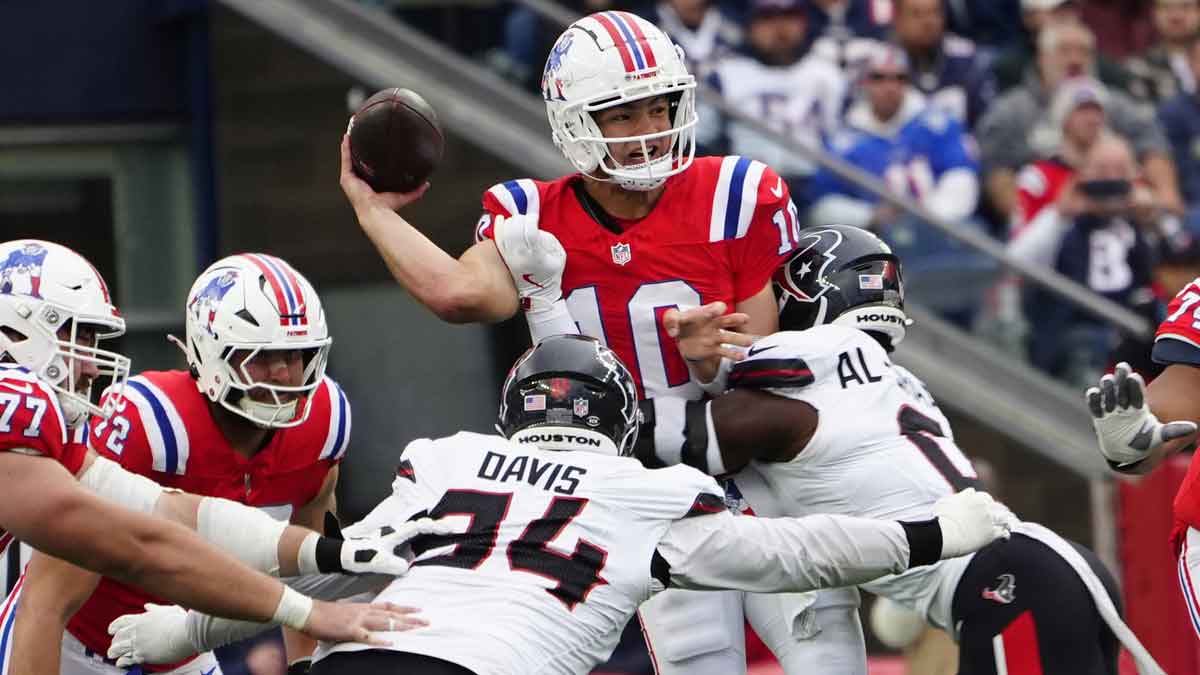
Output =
[{"x1": 348, "y1": 87, "x2": 445, "y2": 193}]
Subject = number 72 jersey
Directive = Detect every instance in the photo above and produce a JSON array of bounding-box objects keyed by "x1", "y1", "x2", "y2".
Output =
[{"x1": 476, "y1": 156, "x2": 799, "y2": 399}]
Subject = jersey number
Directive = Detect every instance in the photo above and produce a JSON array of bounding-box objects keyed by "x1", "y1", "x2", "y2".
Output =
[
  {"x1": 0, "y1": 393, "x2": 46, "y2": 438},
  {"x1": 412, "y1": 490, "x2": 607, "y2": 610},
  {"x1": 567, "y1": 280, "x2": 702, "y2": 396},
  {"x1": 898, "y1": 406, "x2": 979, "y2": 491},
  {"x1": 1167, "y1": 290, "x2": 1200, "y2": 331}
]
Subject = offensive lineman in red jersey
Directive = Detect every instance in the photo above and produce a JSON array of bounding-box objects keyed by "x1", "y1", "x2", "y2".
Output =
[
  {"x1": 0, "y1": 241, "x2": 431, "y2": 674},
  {"x1": 8, "y1": 254, "x2": 359, "y2": 674},
  {"x1": 1086, "y1": 279, "x2": 1200, "y2": 638},
  {"x1": 340, "y1": 9, "x2": 813, "y2": 673},
  {"x1": 338, "y1": 10, "x2": 815, "y2": 674}
]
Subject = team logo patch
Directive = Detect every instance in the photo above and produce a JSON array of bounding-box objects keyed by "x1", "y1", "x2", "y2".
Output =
[
  {"x1": 524, "y1": 394, "x2": 546, "y2": 411},
  {"x1": 0, "y1": 242, "x2": 49, "y2": 298},
  {"x1": 573, "y1": 397, "x2": 589, "y2": 417},
  {"x1": 611, "y1": 242, "x2": 632, "y2": 266},
  {"x1": 541, "y1": 31, "x2": 573, "y2": 101},
  {"x1": 188, "y1": 270, "x2": 239, "y2": 338},
  {"x1": 982, "y1": 573, "x2": 1016, "y2": 605}
]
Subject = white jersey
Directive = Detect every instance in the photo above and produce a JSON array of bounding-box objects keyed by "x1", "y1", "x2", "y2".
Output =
[
  {"x1": 317, "y1": 431, "x2": 723, "y2": 674},
  {"x1": 700, "y1": 54, "x2": 846, "y2": 178},
  {"x1": 730, "y1": 324, "x2": 978, "y2": 631},
  {"x1": 313, "y1": 430, "x2": 916, "y2": 675}
]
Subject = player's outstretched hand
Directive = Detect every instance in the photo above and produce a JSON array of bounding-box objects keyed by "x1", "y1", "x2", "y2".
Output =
[
  {"x1": 341, "y1": 518, "x2": 457, "y2": 576},
  {"x1": 932, "y1": 488, "x2": 1016, "y2": 559},
  {"x1": 662, "y1": 302, "x2": 755, "y2": 364},
  {"x1": 1085, "y1": 362, "x2": 1197, "y2": 471},
  {"x1": 107, "y1": 603, "x2": 194, "y2": 667},
  {"x1": 493, "y1": 214, "x2": 567, "y2": 312},
  {"x1": 339, "y1": 134, "x2": 429, "y2": 215},
  {"x1": 303, "y1": 599, "x2": 426, "y2": 645}
]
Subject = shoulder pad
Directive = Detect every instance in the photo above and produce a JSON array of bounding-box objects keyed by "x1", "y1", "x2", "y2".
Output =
[
  {"x1": 120, "y1": 375, "x2": 190, "y2": 475},
  {"x1": 730, "y1": 326, "x2": 878, "y2": 391},
  {"x1": 316, "y1": 376, "x2": 352, "y2": 462},
  {"x1": 0, "y1": 366, "x2": 69, "y2": 455},
  {"x1": 483, "y1": 179, "x2": 542, "y2": 219},
  {"x1": 707, "y1": 156, "x2": 770, "y2": 242}
]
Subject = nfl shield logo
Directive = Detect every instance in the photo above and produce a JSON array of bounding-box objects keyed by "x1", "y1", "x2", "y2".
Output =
[
  {"x1": 611, "y1": 242, "x2": 632, "y2": 266},
  {"x1": 573, "y1": 397, "x2": 589, "y2": 417}
]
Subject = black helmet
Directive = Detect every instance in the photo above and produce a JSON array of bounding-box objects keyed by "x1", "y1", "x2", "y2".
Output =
[
  {"x1": 774, "y1": 224, "x2": 910, "y2": 347},
  {"x1": 499, "y1": 334, "x2": 640, "y2": 456}
]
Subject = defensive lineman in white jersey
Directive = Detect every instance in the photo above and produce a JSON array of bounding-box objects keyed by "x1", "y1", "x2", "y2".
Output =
[
  {"x1": 629, "y1": 225, "x2": 1165, "y2": 675},
  {"x1": 106, "y1": 334, "x2": 1014, "y2": 675}
]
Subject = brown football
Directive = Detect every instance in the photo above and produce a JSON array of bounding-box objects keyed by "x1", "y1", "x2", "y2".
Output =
[{"x1": 348, "y1": 88, "x2": 444, "y2": 193}]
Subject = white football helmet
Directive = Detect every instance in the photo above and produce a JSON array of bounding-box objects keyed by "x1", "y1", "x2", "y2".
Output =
[
  {"x1": 181, "y1": 253, "x2": 331, "y2": 428},
  {"x1": 541, "y1": 11, "x2": 697, "y2": 191},
  {"x1": 0, "y1": 240, "x2": 130, "y2": 428}
]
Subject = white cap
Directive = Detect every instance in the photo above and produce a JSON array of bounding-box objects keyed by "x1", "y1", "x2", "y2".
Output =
[{"x1": 1022, "y1": 0, "x2": 1072, "y2": 10}]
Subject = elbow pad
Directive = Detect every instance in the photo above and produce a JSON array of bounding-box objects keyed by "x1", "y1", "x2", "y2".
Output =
[
  {"x1": 78, "y1": 456, "x2": 164, "y2": 515},
  {"x1": 635, "y1": 398, "x2": 726, "y2": 476},
  {"x1": 197, "y1": 497, "x2": 289, "y2": 577}
]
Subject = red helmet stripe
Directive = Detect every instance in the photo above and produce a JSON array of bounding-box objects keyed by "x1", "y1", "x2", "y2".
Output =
[
  {"x1": 593, "y1": 13, "x2": 636, "y2": 72},
  {"x1": 240, "y1": 254, "x2": 292, "y2": 326},
  {"x1": 617, "y1": 12, "x2": 657, "y2": 68},
  {"x1": 265, "y1": 254, "x2": 309, "y2": 326}
]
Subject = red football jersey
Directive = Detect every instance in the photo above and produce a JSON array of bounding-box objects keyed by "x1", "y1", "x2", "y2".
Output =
[
  {"x1": 0, "y1": 365, "x2": 80, "y2": 556},
  {"x1": 1013, "y1": 157, "x2": 1074, "y2": 234},
  {"x1": 66, "y1": 369, "x2": 352, "y2": 668},
  {"x1": 477, "y1": 156, "x2": 799, "y2": 399},
  {"x1": 1151, "y1": 279, "x2": 1200, "y2": 553}
]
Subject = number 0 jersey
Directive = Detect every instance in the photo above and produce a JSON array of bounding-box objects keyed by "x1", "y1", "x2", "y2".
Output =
[
  {"x1": 66, "y1": 369, "x2": 352, "y2": 670},
  {"x1": 727, "y1": 324, "x2": 979, "y2": 631},
  {"x1": 1152, "y1": 278, "x2": 1200, "y2": 553},
  {"x1": 314, "y1": 431, "x2": 725, "y2": 675},
  {"x1": 476, "y1": 156, "x2": 798, "y2": 399}
]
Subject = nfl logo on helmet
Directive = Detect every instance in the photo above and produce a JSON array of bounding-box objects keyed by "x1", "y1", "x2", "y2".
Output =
[
  {"x1": 573, "y1": 397, "x2": 589, "y2": 417},
  {"x1": 611, "y1": 242, "x2": 632, "y2": 266}
]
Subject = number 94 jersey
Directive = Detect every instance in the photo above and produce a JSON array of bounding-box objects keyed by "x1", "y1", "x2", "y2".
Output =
[
  {"x1": 728, "y1": 324, "x2": 979, "y2": 631},
  {"x1": 476, "y1": 156, "x2": 799, "y2": 399},
  {"x1": 315, "y1": 431, "x2": 724, "y2": 675}
]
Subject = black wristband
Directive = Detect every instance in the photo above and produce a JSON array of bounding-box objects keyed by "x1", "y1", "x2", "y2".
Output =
[
  {"x1": 288, "y1": 658, "x2": 313, "y2": 675},
  {"x1": 898, "y1": 518, "x2": 943, "y2": 568},
  {"x1": 315, "y1": 536, "x2": 345, "y2": 574}
]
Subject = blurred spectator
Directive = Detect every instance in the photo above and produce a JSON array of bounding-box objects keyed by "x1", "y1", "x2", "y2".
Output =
[
  {"x1": 809, "y1": 46, "x2": 979, "y2": 228},
  {"x1": 977, "y1": 20, "x2": 1180, "y2": 226},
  {"x1": 943, "y1": 0, "x2": 1025, "y2": 48},
  {"x1": 991, "y1": 0, "x2": 1134, "y2": 96},
  {"x1": 1109, "y1": 220, "x2": 1200, "y2": 378},
  {"x1": 805, "y1": 0, "x2": 893, "y2": 77},
  {"x1": 1158, "y1": 34, "x2": 1200, "y2": 226},
  {"x1": 491, "y1": 0, "x2": 629, "y2": 91},
  {"x1": 698, "y1": 0, "x2": 845, "y2": 195},
  {"x1": 647, "y1": 0, "x2": 743, "y2": 78},
  {"x1": 1125, "y1": 0, "x2": 1199, "y2": 103},
  {"x1": 1014, "y1": 77, "x2": 1110, "y2": 228},
  {"x1": 890, "y1": 0, "x2": 996, "y2": 127},
  {"x1": 1079, "y1": 0, "x2": 1156, "y2": 60},
  {"x1": 1013, "y1": 135, "x2": 1157, "y2": 383},
  {"x1": 808, "y1": 45, "x2": 992, "y2": 322}
]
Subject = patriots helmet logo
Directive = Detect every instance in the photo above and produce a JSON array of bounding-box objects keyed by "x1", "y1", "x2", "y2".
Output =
[
  {"x1": 188, "y1": 270, "x2": 239, "y2": 337},
  {"x1": 541, "y1": 31, "x2": 574, "y2": 101},
  {"x1": 0, "y1": 242, "x2": 49, "y2": 298}
]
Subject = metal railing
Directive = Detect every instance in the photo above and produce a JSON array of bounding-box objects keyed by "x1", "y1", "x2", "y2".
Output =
[{"x1": 513, "y1": 0, "x2": 1154, "y2": 340}]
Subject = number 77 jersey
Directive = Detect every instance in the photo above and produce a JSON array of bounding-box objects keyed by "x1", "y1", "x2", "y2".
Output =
[{"x1": 476, "y1": 156, "x2": 799, "y2": 399}]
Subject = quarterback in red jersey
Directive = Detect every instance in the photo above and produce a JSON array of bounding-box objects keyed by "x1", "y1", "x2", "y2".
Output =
[
  {"x1": 1086, "y1": 278, "x2": 1200, "y2": 638},
  {"x1": 338, "y1": 9, "x2": 809, "y2": 673},
  {"x1": 8, "y1": 253, "x2": 357, "y2": 675},
  {"x1": 0, "y1": 241, "x2": 426, "y2": 674}
]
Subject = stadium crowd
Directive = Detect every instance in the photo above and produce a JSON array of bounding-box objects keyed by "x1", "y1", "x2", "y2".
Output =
[{"x1": 399, "y1": 0, "x2": 1200, "y2": 390}]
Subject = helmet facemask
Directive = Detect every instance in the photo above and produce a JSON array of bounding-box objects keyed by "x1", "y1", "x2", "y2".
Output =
[
  {"x1": 209, "y1": 342, "x2": 330, "y2": 429},
  {"x1": 0, "y1": 302, "x2": 130, "y2": 428}
]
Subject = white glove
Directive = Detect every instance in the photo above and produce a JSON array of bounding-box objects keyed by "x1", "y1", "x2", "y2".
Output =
[
  {"x1": 493, "y1": 213, "x2": 567, "y2": 312},
  {"x1": 1085, "y1": 362, "x2": 1197, "y2": 469},
  {"x1": 107, "y1": 603, "x2": 194, "y2": 667},
  {"x1": 340, "y1": 518, "x2": 455, "y2": 575},
  {"x1": 933, "y1": 488, "x2": 1016, "y2": 559}
]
